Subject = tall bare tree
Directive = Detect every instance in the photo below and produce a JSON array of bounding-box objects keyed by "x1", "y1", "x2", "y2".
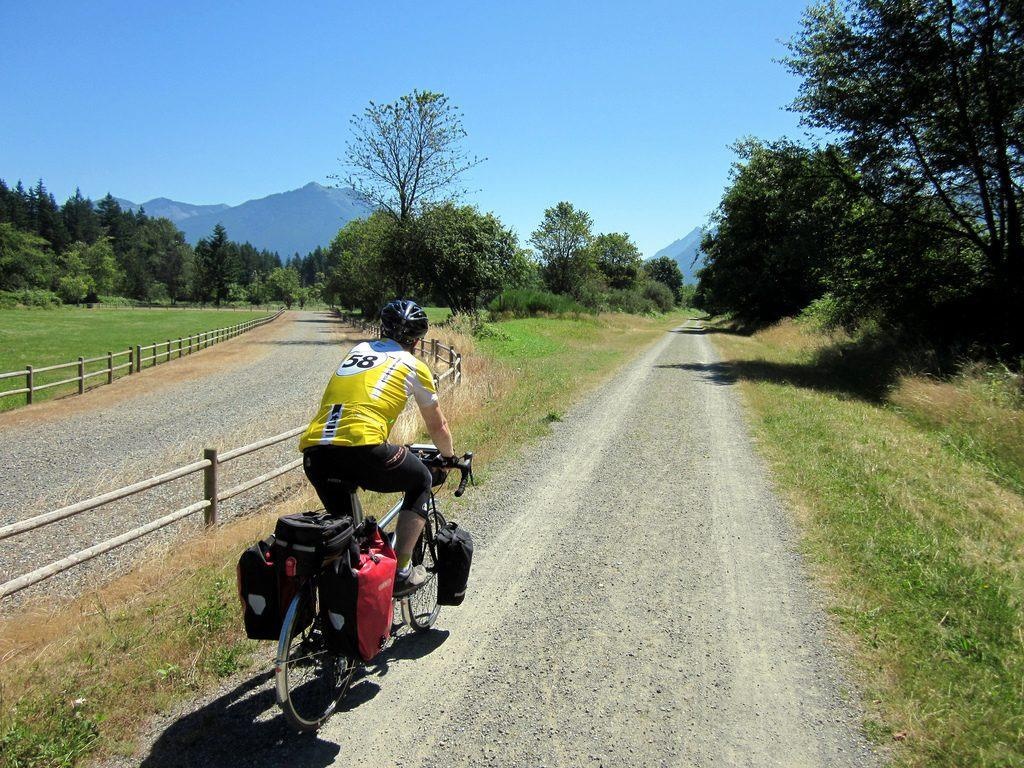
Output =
[{"x1": 341, "y1": 90, "x2": 484, "y2": 221}]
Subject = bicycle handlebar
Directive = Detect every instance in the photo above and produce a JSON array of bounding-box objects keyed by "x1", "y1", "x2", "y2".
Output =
[{"x1": 408, "y1": 445, "x2": 474, "y2": 497}]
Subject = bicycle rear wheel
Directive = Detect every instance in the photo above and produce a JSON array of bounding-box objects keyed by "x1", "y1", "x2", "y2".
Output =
[
  {"x1": 403, "y1": 509, "x2": 443, "y2": 631},
  {"x1": 275, "y1": 582, "x2": 356, "y2": 732}
]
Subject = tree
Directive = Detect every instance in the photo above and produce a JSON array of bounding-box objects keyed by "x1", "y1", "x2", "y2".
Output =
[
  {"x1": 694, "y1": 139, "x2": 857, "y2": 322},
  {"x1": 0, "y1": 223, "x2": 52, "y2": 291},
  {"x1": 61, "y1": 189, "x2": 103, "y2": 244},
  {"x1": 266, "y1": 267, "x2": 301, "y2": 308},
  {"x1": 324, "y1": 213, "x2": 400, "y2": 315},
  {"x1": 342, "y1": 90, "x2": 484, "y2": 221},
  {"x1": 418, "y1": 203, "x2": 532, "y2": 314},
  {"x1": 530, "y1": 202, "x2": 596, "y2": 299},
  {"x1": 143, "y1": 219, "x2": 193, "y2": 303},
  {"x1": 786, "y1": 0, "x2": 1024, "y2": 345},
  {"x1": 64, "y1": 238, "x2": 120, "y2": 299},
  {"x1": 193, "y1": 224, "x2": 239, "y2": 305},
  {"x1": 591, "y1": 232, "x2": 643, "y2": 289},
  {"x1": 643, "y1": 256, "x2": 685, "y2": 306}
]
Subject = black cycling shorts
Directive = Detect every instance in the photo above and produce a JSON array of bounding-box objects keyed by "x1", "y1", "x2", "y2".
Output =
[{"x1": 302, "y1": 443, "x2": 432, "y2": 519}]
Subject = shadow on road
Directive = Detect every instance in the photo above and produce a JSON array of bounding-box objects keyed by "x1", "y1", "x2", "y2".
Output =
[
  {"x1": 656, "y1": 331, "x2": 908, "y2": 402},
  {"x1": 656, "y1": 361, "x2": 737, "y2": 386},
  {"x1": 136, "y1": 629, "x2": 449, "y2": 767},
  {"x1": 138, "y1": 671, "x2": 340, "y2": 768}
]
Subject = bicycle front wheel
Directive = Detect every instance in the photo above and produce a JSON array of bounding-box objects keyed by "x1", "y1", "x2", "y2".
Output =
[
  {"x1": 275, "y1": 583, "x2": 356, "y2": 732},
  {"x1": 403, "y1": 509, "x2": 444, "y2": 631}
]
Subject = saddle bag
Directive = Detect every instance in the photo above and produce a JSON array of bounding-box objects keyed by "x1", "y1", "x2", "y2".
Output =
[
  {"x1": 435, "y1": 521, "x2": 474, "y2": 606},
  {"x1": 272, "y1": 511, "x2": 353, "y2": 576},
  {"x1": 236, "y1": 536, "x2": 282, "y2": 640},
  {"x1": 319, "y1": 520, "x2": 397, "y2": 662}
]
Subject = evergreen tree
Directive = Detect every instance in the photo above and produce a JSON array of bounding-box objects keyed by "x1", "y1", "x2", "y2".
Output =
[
  {"x1": 193, "y1": 223, "x2": 239, "y2": 305},
  {"x1": 61, "y1": 189, "x2": 103, "y2": 244}
]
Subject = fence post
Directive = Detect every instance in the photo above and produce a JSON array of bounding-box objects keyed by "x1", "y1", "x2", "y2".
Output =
[
  {"x1": 166, "y1": 340, "x2": 171, "y2": 363},
  {"x1": 203, "y1": 448, "x2": 219, "y2": 527},
  {"x1": 107, "y1": 352, "x2": 113, "y2": 384},
  {"x1": 431, "y1": 339, "x2": 439, "y2": 367},
  {"x1": 25, "y1": 366, "x2": 33, "y2": 405},
  {"x1": 135, "y1": 345, "x2": 141, "y2": 372},
  {"x1": 78, "y1": 357, "x2": 85, "y2": 394}
]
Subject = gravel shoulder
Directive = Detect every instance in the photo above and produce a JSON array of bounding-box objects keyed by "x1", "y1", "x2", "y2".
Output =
[
  {"x1": 118, "y1": 321, "x2": 879, "y2": 768},
  {"x1": 0, "y1": 311, "x2": 358, "y2": 605}
]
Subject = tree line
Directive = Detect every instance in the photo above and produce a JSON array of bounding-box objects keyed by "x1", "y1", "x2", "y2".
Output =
[
  {"x1": 2, "y1": 90, "x2": 690, "y2": 318},
  {"x1": 326, "y1": 90, "x2": 686, "y2": 317},
  {"x1": 0, "y1": 180, "x2": 308, "y2": 307},
  {"x1": 694, "y1": 0, "x2": 1023, "y2": 356}
]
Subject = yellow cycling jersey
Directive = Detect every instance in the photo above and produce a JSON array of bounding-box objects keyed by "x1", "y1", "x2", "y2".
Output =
[{"x1": 299, "y1": 339, "x2": 438, "y2": 450}]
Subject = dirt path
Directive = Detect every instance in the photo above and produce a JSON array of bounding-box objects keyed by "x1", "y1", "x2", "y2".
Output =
[
  {"x1": 122, "y1": 321, "x2": 878, "y2": 768},
  {"x1": 0, "y1": 311, "x2": 359, "y2": 603}
]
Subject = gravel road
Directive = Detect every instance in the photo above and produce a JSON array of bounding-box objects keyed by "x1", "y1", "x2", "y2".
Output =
[
  {"x1": 0, "y1": 311, "x2": 355, "y2": 604},
  {"x1": 120, "y1": 321, "x2": 879, "y2": 768}
]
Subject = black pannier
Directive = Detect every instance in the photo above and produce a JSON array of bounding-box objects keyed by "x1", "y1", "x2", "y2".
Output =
[
  {"x1": 272, "y1": 511, "x2": 353, "y2": 576},
  {"x1": 237, "y1": 536, "x2": 281, "y2": 640},
  {"x1": 435, "y1": 521, "x2": 473, "y2": 606},
  {"x1": 318, "y1": 549, "x2": 359, "y2": 658}
]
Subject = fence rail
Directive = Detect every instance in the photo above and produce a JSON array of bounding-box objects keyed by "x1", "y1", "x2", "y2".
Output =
[
  {"x1": 0, "y1": 333, "x2": 463, "y2": 601},
  {"x1": 0, "y1": 309, "x2": 284, "y2": 407}
]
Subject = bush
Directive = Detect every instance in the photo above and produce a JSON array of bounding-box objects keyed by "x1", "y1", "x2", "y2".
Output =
[
  {"x1": 798, "y1": 293, "x2": 843, "y2": 331},
  {"x1": 96, "y1": 295, "x2": 143, "y2": 307},
  {"x1": 56, "y1": 275, "x2": 91, "y2": 304},
  {"x1": 0, "y1": 289, "x2": 62, "y2": 308},
  {"x1": 641, "y1": 281, "x2": 675, "y2": 312},
  {"x1": 600, "y1": 281, "x2": 675, "y2": 315},
  {"x1": 487, "y1": 288, "x2": 590, "y2": 318}
]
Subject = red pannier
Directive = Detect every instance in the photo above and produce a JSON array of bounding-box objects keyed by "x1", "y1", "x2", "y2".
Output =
[{"x1": 319, "y1": 520, "x2": 397, "y2": 663}]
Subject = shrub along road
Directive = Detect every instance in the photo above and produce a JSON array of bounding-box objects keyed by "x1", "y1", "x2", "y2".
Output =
[{"x1": 123, "y1": 320, "x2": 879, "y2": 768}]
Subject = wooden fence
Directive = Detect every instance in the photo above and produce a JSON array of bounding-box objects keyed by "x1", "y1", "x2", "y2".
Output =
[
  {"x1": 0, "y1": 309, "x2": 284, "y2": 408},
  {"x1": 0, "y1": 332, "x2": 462, "y2": 600}
]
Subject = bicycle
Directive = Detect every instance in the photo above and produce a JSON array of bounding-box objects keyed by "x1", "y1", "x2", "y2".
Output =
[{"x1": 273, "y1": 445, "x2": 474, "y2": 732}]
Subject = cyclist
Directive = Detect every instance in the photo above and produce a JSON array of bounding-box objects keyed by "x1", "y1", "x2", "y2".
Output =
[{"x1": 299, "y1": 299, "x2": 458, "y2": 596}]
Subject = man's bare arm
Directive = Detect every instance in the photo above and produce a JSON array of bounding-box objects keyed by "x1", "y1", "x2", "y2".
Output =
[{"x1": 419, "y1": 401, "x2": 455, "y2": 457}]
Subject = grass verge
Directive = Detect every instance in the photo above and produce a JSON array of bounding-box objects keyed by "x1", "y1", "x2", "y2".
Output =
[
  {"x1": 710, "y1": 319, "x2": 1024, "y2": 767},
  {"x1": 0, "y1": 309, "x2": 689, "y2": 767},
  {"x1": 0, "y1": 308, "x2": 271, "y2": 411}
]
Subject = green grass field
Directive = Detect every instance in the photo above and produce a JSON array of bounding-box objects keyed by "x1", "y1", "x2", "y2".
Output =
[
  {"x1": 712, "y1": 320, "x2": 1024, "y2": 767},
  {"x1": 0, "y1": 308, "x2": 271, "y2": 410}
]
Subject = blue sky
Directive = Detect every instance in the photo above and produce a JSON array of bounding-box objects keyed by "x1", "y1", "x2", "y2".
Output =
[{"x1": 1, "y1": 0, "x2": 811, "y2": 257}]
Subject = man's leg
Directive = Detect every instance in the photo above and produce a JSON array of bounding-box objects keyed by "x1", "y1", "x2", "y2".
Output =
[
  {"x1": 394, "y1": 510, "x2": 427, "y2": 569},
  {"x1": 356, "y1": 444, "x2": 433, "y2": 569}
]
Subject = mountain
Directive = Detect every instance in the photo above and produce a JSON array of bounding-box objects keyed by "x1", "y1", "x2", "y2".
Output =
[
  {"x1": 651, "y1": 227, "x2": 706, "y2": 284},
  {"x1": 128, "y1": 198, "x2": 231, "y2": 223},
  {"x1": 116, "y1": 183, "x2": 370, "y2": 256}
]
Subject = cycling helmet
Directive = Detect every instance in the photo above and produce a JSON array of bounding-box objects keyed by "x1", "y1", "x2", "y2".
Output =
[{"x1": 380, "y1": 299, "x2": 429, "y2": 346}]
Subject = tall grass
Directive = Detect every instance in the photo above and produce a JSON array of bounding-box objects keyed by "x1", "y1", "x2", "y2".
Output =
[
  {"x1": 712, "y1": 319, "x2": 1024, "y2": 767},
  {"x1": 487, "y1": 288, "x2": 590, "y2": 318}
]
